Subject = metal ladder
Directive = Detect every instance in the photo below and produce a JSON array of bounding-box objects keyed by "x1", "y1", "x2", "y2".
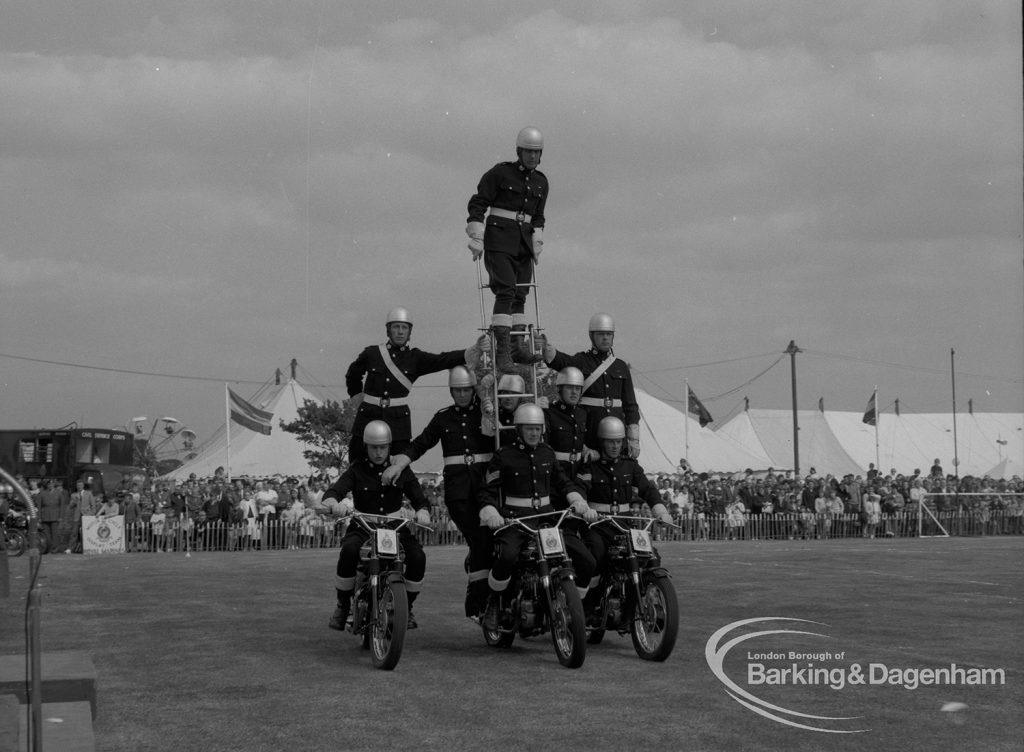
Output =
[{"x1": 475, "y1": 259, "x2": 547, "y2": 450}]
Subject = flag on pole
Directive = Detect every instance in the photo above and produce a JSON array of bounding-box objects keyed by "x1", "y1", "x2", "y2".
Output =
[
  {"x1": 687, "y1": 386, "x2": 714, "y2": 427},
  {"x1": 228, "y1": 388, "x2": 273, "y2": 435},
  {"x1": 862, "y1": 391, "x2": 877, "y2": 426}
]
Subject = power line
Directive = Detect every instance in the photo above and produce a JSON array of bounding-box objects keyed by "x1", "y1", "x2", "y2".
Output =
[
  {"x1": 0, "y1": 351, "x2": 269, "y2": 386},
  {"x1": 802, "y1": 348, "x2": 1022, "y2": 384},
  {"x1": 635, "y1": 350, "x2": 781, "y2": 375}
]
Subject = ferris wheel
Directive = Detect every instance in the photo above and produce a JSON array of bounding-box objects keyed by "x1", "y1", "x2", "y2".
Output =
[{"x1": 128, "y1": 416, "x2": 198, "y2": 474}]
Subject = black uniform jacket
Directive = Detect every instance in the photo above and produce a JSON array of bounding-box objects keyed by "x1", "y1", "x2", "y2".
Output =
[
  {"x1": 467, "y1": 161, "x2": 548, "y2": 255},
  {"x1": 478, "y1": 439, "x2": 581, "y2": 519},
  {"x1": 544, "y1": 400, "x2": 588, "y2": 481},
  {"x1": 322, "y1": 459, "x2": 427, "y2": 516},
  {"x1": 547, "y1": 348, "x2": 640, "y2": 448},
  {"x1": 577, "y1": 455, "x2": 661, "y2": 512},
  {"x1": 403, "y1": 399, "x2": 492, "y2": 502},
  {"x1": 346, "y1": 341, "x2": 465, "y2": 441}
]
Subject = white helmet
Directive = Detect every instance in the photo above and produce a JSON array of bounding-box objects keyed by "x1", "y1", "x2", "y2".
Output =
[
  {"x1": 588, "y1": 312, "x2": 615, "y2": 333},
  {"x1": 497, "y1": 374, "x2": 525, "y2": 393},
  {"x1": 448, "y1": 366, "x2": 476, "y2": 389},
  {"x1": 555, "y1": 367, "x2": 585, "y2": 388},
  {"x1": 516, "y1": 126, "x2": 544, "y2": 151},
  {"x1": 597, "y1": 416, "x2": 626, "y2": 440},
  {"x1": 386, "y1": 307, "x2": 413, "y2": 328},
  {"x1": 363, "y1": 420, "x2": 392, "y2": 446},
  {"x1": 514, "y1": 403, "x2": 545, "y2": 427}
]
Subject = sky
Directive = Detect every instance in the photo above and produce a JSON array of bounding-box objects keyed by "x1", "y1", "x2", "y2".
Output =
[{"x1": 1, "y1": 1, "x2": 1021, "y2": 460}]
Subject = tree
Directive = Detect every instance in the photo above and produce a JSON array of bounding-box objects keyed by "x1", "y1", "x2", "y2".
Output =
[{"x1": 279, "y1": 398, "x2": 357, "y2": 471}]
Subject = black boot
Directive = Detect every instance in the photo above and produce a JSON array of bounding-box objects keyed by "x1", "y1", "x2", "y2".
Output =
[
  {"x1": 482, "y1": 590, "x2": 501, "y2": 631},
  {"x1": 582, "y1": 587, "x2": 603, "y2": 627},
  {"x1": 407, "y1": 591, "x2": 419, "y2": 630},
  {"x1": 329, "y1": 591, "x2": 352, "y2": 631},
  {"x1": 465, "y1": 579, "x2": 488, "y2": 619},
  {"x1": 511, "y1": 327, "x2": 543, "y2": 364},
  {"x1": 492, "y1": 326, "x2": 516, "y2": 373}
]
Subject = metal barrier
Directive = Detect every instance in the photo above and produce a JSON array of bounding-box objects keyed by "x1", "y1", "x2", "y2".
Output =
[{"x1": 52, "y1": 508, "x2": 1024, "y2": 554}]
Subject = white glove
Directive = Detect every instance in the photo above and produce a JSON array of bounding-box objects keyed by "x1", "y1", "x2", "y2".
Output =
[
  {"x1": 479, "y1": 505, "x2": 504, "y2": 530},
  {"x1": 652, "y1": 503, "x2": 673, "y2": 526},
  {"x1": 626, "y1": 424, "x2": 641, "y2": 459},
  {"x1": 538, "y1": 336, "x2": 557, "y2": 365},
  {"x1": 582, "y1": 447, "x2": 600, "y2": 463},
  {"x1": 415, "y1": 509, "x2": 432, "y2": 526},
  {"x1": 535, "y1": 395, "x2": 549, "y2": 409},
  {"x1": 381, "y1": 454, "x2": 410, "y2": 486},
  {"x1": 531, "y1": 227, "x2": 543, "y2": 264},
  {"x1": 569, "y1": 493, "x2": 598, "y2": 522},
  {"x1": 337, "y1": 498, "x2": 354, "y2": 517},
  {"x1": 466, "y1": 221, "x2": 485, "y2": 260}
]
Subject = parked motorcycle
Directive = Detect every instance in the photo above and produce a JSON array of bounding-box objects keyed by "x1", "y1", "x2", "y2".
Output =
[
  {"x1": 481, "y1": 509, "x2": 587, "y2": 669},
  {"x1": 346, "y1": 512, "x2": 428, "y2": 671},
  {"x1": 586, "y1": 514, "x2": 679, "y2": 662},
  {"x1": 2, "y1": 515, "x2": 26, "y2": 557},
  {"x1": 5, "y1": 511, "x2": 48, "y2": 555}
]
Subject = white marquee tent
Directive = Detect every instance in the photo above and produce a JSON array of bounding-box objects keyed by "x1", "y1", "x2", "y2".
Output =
[
  {"x1": 164, "y1": 378, "x2": 323, "y2": 481},
  {"x1": 634, "y1": 389, "x2": 773, "y2": 474},
  {"x1": 716, "y1": 408, "x2": 1024, "y2": 478}
]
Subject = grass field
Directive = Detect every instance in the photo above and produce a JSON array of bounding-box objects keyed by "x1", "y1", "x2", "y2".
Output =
[{"x1": 2, "y1": 536, "x2": 1021, "y2": 752}]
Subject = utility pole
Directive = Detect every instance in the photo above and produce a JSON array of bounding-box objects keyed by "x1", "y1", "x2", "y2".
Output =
[{"x1": 785, "y1": 340, "x2": 802, "y2": 476}]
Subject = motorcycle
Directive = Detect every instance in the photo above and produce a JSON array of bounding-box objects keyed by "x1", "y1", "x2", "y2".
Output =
[
  {"x1": 346, "y1": 512, "x2": 428, "y2": 671},
  {"x1": 2, "y1": 515, "x2": 27, "y2": 557},
  {"x1": 5, "y1": 511, "x2": 48, "y2": 555},
  {"x1": 586, "y1": 514, "x2": 679, "y2": 662},
  {"x1": 481, "y1": 509, "x2": 587, "y2": 669}
]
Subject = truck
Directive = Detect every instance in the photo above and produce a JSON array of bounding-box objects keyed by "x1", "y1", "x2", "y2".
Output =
[{"x1": 0, "y1": 427, "x2": 148, "y2": 496}]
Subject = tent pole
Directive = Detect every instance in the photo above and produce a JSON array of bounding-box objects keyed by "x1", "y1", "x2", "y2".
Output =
[
  {"x1": 785, "y1": 340, "x2": 801, "y2": 476},
  {"x1": 225, "y1": 383, "x2": 232, "y2": 483}
]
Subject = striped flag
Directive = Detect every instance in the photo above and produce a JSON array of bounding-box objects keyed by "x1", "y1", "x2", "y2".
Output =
[
  {"x1": 228, "y1": 388, "x2": 273, "y2": 435},
  {"x1": 862, "y1": 391, "x2": 877, "y2": 426},
  {"x1": 687, "y1": 385, "x2": 714, "y2": 427}
]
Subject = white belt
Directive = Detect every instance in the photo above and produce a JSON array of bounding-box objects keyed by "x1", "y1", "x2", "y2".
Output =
[
  {"x1": 489, "y1": 207, "x2": 533, "y2": 223},
  {"x1": 580, "y1": 397, "x2": 623, "y2": 409},
  {"x1": 363, "y1": 394, "x2": 409, "y2": 408},
  {"x1": 443, "y1": 453, "x2": 493, "y2": 467},
  {"x1": 504, "y1": 495, "x2": 550, "y2": 509},
  {"x1": 554, "y1": 451, "x2": 580, "y2": 463}
]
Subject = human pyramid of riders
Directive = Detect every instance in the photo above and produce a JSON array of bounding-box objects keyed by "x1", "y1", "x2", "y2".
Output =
[{"x1": 323, "y1": 127, "x2": 675, "y2": 651}]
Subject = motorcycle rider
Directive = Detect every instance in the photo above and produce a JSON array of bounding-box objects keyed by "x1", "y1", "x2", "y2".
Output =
[
  {"x1": 576, "y1": 416, "x2": 673, "y2": 622},
  {"x1": 325, "y1": 421, "x2": 432, "y2": 631},
  {"x1": 383, "y1": 366, "x2": 495, "y2": 618},
  {"x1": 477, "y1": 403, "x2": 598, "y2": 630}
]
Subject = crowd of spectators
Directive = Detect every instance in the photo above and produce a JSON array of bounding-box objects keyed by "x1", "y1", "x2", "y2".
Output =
[
  {"x1": 3, "y1": 462, "x2": 1022, "y2": 554},
  {"x1": 647, "y1": 463, "x2": 1024, "y2": 540}
]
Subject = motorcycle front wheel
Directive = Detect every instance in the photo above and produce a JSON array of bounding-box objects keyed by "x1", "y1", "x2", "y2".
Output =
[
  {"x1": 4, "y1": 529, "x2": 26, "y2": 557},
  {"x1": 630, "y1": 574, "x2": 679, "y2": 662},
  {"x1": 370, "y1": 580, "x2": 408, "y2": 670},
  {"x1": 549, "y1": 577, "x2": 586, "y2": 669}
]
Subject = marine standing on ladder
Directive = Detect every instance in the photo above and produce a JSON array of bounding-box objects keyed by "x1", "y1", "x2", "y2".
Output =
[
  {"x1": 466, "y1": 126, "x2": 548, "y2": 373},
  {"x1": 383, "y1": 366, "x2": 495, "y2": 618},
  {"x1": 542, "y1": 313, "x2": 642, "y2": 458},
  {"x1": 345, "y1": 306, "x2": 480, "y2": 463}
]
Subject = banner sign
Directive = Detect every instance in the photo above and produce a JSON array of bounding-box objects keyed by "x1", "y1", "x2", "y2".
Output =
[{"x1": 82, "y1": 515, "x2": 126, "y2": 555}]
